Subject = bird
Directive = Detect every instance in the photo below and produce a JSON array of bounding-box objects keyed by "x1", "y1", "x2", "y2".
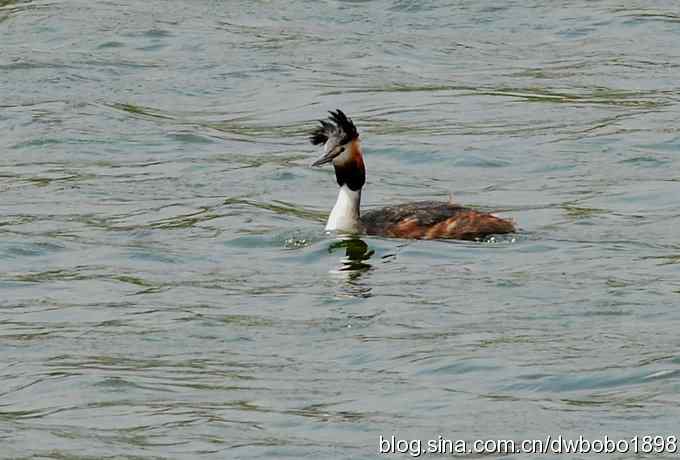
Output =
[{"x1": 310, "y1": 110, "x2": 515, "y2": 240}]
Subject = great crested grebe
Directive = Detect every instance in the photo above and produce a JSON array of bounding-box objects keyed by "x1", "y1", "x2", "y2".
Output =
[{"x1": 310, "y1": 110, "x2": 515, "y2": 240}]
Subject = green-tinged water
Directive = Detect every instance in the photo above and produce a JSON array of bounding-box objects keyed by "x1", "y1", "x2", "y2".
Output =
[{"x1": 2, "y1": 1, "x2": 680, "y2": 459}]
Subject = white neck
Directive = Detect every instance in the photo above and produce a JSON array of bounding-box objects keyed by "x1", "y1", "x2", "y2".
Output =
[{"x1": 325, "y1": 185, "x2": 362, "y2": 233}]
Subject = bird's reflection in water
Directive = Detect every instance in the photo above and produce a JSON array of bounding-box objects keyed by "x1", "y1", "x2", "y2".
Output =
[{"x1": 328, "y1": 237, "x2": 374, "y2": 298}]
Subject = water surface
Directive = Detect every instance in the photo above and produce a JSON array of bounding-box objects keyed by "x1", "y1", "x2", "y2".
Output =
[{"x1": 2, "y1": 1, "x2": 680, "y2": 459}]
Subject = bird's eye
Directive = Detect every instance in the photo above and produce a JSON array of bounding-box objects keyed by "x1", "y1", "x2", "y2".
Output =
[{"x1": 339, "y1": 147, "x2": 345, "y2": 153}]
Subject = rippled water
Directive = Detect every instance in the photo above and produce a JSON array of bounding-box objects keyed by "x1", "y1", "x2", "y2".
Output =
[{"x1": 3, "y1": 1, "x2": 680, "y2": 458}]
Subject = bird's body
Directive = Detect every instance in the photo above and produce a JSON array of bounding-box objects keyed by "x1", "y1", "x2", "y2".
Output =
[
  {"x1": 311, "y1": 110, "x2": 515, "y2": 240},
  {"x1": 362, "y1": 201, "x2": 514, "y2": 240}
]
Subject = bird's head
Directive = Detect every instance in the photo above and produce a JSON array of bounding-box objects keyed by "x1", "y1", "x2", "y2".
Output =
[{"x1": 310, "y1": 109, "x2": 361, "y2": 167}]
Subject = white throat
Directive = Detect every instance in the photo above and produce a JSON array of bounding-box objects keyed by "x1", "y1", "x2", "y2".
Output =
[{"x1": 326, "y1": 185, "x2": 362, "y2": 233}]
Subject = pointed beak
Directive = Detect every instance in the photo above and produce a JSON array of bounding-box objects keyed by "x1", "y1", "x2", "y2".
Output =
[
  {"x1": 311, "y1": 150, "x2": 337, "y2": 167},
  {"x1": 312, "y1": 145, "x2": 345, "y2": 167}
]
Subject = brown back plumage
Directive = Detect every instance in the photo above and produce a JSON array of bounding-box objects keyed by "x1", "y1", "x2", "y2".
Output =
[{"x1": 361, "y1": 201, "x2": 515, "y2": 240}]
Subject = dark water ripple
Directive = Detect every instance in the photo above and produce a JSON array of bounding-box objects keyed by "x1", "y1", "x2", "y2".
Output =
[{"x1": 3, "y1": 0, "x2": 680, "y2": 459}]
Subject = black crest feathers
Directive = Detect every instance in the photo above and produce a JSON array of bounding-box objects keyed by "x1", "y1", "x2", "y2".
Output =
[{"x1": 309, "y1": 109, "x2": 359, "y2": 146}]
